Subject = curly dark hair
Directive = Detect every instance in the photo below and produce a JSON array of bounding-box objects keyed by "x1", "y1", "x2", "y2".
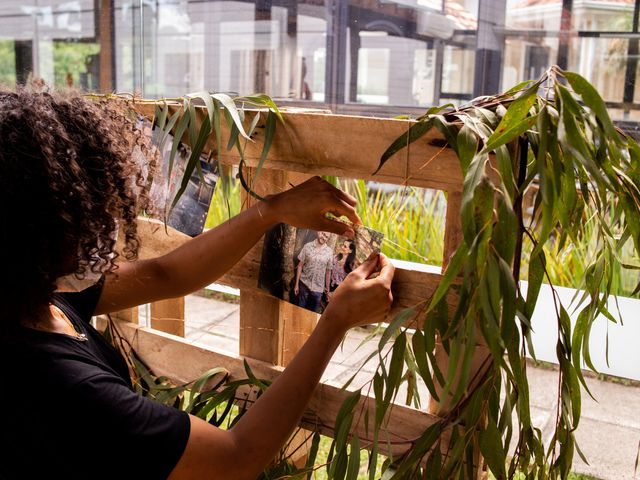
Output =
[{"x1": 0, "y1": 86, "x2": 156, "y2": 332}]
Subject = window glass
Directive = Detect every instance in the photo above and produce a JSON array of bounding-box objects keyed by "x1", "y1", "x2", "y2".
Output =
[
  {"x1": 567, "y1": 36, "x2": 630, "y2": 103},
  {"x1": 502, "y1": 36, "x2": 560, "y2": 86},
  {"x1": 573, "y1": 1, "x2": 634, "y2": 32},
  {"x1": 0, "y1": 0, "x2": 637, "y2": 120},
  {"x1": 505, "y1": 0, "x2": 562, "y2": 31},
  {"x1": 0, "y1": 0, "x2": 101, "y2": 89}
]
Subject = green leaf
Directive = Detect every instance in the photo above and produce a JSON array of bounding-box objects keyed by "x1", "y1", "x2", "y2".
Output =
[
  {"x1": 331, "y1": 450, "x2": 349, "y2": 480},
  {"x1": 504, "y1": 79, "x2": 537, "y2": 95},
  {"x1": 305, "y1": 432, "x2": 321, "y2": 480},
  {"x1": 346, "y1": 435, "x2": 361, "y2": 480},
  {"x1": 492, "y1": 193, "x2": 518, "y2": 261},
  {"x1": 238, "y1": 93, "x2": 285, "y2": 123},
  {"x1": 253, "y1": 110, "x2": 277, "y2": 184},
  {"x1": 525, "y1": 248, "x2": 546, "y2": 320},
  {"x1": 460, "y1": 152, "x2": 489, "y2": 245},
  {"x1": 368, "y1": 443, "x2": 379, "y2": 480},
  {"x1": 373, "y1": 372, "x2": 385, "y2": 428},
  {"x1": 186, "y1": 91, "x2": 216, "y2": 125},
  {"x1": 485, "y1": 115, "x2": 538, "y2": 153},
  {"x1": 479, "y1": 421, "x2": 507, "y2": 479},
  {"x1": 243, "y1": 359, "x2": 269, "y2": 391},
  {"x1": 185, "y1": 367, "x2": 229, "y2": 411},
  {"x1": 167, "y1": 104, "x2": 191, "y2": 187},
  {"x1": 556, "y1": 84, "x2": 610, "y2": 189},
  {"x1": 456, "y1": 123, "x2": 479, "y2": 174},
  {"x1": 384, "y1": 333, "x2": 407, "y2": 406},
  {"x1": 169, "y1": 114, "x2": 212, "y2": 213},
  {"x1": 484, "y1": 86, "x2": 538, "y2": 152},
  {"x1": 211, "y1": 100, "x2": 222, "y2": 158},
  {"x1": 562, "y1": 70, "x2": 620, "y2": 144},
  {"x1": 158, "y1": 109, "x2": 181, "y2": 152},
  {"x1": 391, "y1": 423, "x2": 441, "y2": 478},
  {"x1": 495, "y1": 143, "x2": 517, "y2": 200},
  {"x1": 154, "y1": 102, "x2": 168, "y2": 131},
  {"x1": 411, "y1": 330, "x2": 440, "y2": 401},
  {"x1": 428, "y1": 242, "x2": 467, "y2": 314},
  {"x1": 375, "y1": 117, "x2": 437, "y2": 175},
  {"x1": 378, "y1": 307, "x2": 414, "y2": 351},
  {"x1": 211, "y1": 93, "x2": 251, "y2": 140},
  {"x1": 424, "y1": 445, "x2": 442, "y2": 480},
  {"x1": 334, "y1": 390, "x2": 361, "y2": 444}
]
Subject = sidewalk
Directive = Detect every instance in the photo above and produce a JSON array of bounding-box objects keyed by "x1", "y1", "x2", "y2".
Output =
[{"x1": 181, "y1": 293, "x2": 640, "y2": 480}]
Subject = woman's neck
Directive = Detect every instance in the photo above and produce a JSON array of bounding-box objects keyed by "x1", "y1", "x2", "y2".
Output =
[{"x1": 22, "y1": 304, "x2": 79, "y2": 337}]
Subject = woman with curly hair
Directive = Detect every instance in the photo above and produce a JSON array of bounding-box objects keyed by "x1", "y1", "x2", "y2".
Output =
[{"x1": 0, "y1": 87, "x2": 395, "y2": 480}]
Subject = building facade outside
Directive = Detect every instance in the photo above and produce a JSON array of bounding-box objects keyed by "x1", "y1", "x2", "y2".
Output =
[{"x1": 0, "y1": 0, "x2": 638, "y2": 121}]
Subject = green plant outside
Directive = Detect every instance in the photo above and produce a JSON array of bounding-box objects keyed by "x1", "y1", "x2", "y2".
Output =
[
  {"x1": 53, "y1": 41, "x2": 100, "y2": 88},
  {"x1": 205, "y1": 174, "x2": 243, "y2": 229},
  {"x1": 0, "y1": 40, "x2": 16, "y2": 86}
]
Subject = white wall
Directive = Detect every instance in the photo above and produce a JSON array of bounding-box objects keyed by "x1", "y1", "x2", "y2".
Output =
[{"x1": 527, "y1": 283, "x2": 640, "y2": 381}]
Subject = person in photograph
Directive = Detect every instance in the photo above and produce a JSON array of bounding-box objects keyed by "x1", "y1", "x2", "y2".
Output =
[
  {"x1": 328, "y1": 239, "x2": 356, "y2": 298},
  {"x1": 293, "y1": 231, "x2": 334, "y2": 312},
  {"x1": 0, "y1": 87, "x2": 396, "y2": 480}
]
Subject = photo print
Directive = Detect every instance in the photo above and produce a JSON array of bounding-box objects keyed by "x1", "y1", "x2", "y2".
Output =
[
  {"x1": 136, "y1": 116, "x2": 219, "y2": 237},
  {"x1": 258, "y1": 223, "x2": 384, "y2": 314}
]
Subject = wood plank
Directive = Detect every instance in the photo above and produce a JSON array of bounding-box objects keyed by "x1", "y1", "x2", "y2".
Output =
[
  {"x1": 133, "y1": 103, "x2": 462, "y2": 192},
  {"x1": 280, "y1": 172, "x2": 321, "y2": 367},
  {"x1": 150, "y1": 297, "x2": 185, "y2": 337},
  {"x1": 238, "y1": 168, "x2": 318, "y2": 367},
  {"x1": 238, "y1": 168, "x2": 286, "y2": 365},
  {"x1": 239, "y1": 289, "x2": 283, "y2": 363},
  {"x1": 129, "y1": 216, "x2": 451, "y2": 324},
  {"x1": 443, "y1": 190, "x2": 463, "y2": 269},
  {"x1": 110, "y1": 307, "x2": 138, "y2": 323},
  {"x1": 110, "y1": 319, "x2": 446, "y2": 458},
  {"x1": 98, "y1": 0, "x2": 113, "y2": 92}
]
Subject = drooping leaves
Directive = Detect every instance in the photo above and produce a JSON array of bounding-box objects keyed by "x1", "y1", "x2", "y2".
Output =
[{"x1": 365, "y1": 65, "x2": 640, "y2": 480}]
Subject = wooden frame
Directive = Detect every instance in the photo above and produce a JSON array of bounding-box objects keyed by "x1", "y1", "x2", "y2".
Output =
[{"x1": 116, "y1": 104, "x2": 487, "y2": 476}]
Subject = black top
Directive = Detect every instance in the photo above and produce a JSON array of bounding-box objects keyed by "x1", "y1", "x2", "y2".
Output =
[{"x1": 0, "y1": 281, "x2": 190, "y2": 479}]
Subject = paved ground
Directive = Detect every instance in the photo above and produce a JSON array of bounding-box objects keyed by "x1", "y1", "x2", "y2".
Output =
[{"x1": 179, "y1": 293, "x2": 640, "y2": 480}]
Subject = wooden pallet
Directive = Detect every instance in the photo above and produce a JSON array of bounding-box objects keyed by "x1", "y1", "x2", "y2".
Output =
[{"x1": 109, "y1": 103, "x2": 489, "y2": 476}]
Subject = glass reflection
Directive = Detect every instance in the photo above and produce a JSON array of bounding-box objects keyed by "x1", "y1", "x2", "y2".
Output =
[{"x1": 0, "y1": 0, "x2": 637, "y2": 120}]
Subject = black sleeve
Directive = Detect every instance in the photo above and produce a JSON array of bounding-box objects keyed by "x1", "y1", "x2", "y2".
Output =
[{"x1": 55, "y1": 276, "x2": 105, "y2": 323}]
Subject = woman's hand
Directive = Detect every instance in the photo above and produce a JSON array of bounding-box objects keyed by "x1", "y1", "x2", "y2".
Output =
[
  {"x1": 263, "y1": 176, "x2": 360, "y2": 237},
  {"x1": 320, "y1": 253, "x2": 395, "y2": 336}
]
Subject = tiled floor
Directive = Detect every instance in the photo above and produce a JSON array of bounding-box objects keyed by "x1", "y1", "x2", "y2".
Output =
[{"x1": 182, "y1": 293, "x2": 640, "y2": 480}]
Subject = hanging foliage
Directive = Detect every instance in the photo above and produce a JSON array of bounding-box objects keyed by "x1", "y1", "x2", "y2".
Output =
[
  {"x1": 87, "y1": 90, "x2": 282, "y2": 217},
  {"x1": 325, "y1": 65, "x2": 640, "y2": 479}
]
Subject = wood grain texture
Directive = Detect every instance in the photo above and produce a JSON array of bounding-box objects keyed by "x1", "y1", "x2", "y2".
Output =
[
  {"x1": 133, "y1": 103, "x2": 462, "y2": 192},
  {"x1": 129, "y1": 217, "x2": 451, "y2": 326},
  {"x1": 127, "y1": 102, "x2": 486, "y2": 475},
  {"x1": 110, "y1": 319, "x2": 447, "y2": 458},
  {"x1": 443, "y1": 190, "x2": 463, "y2": 269},
  {"x1": 150, "y1": 297, "x2": 185, "y2": 337}
]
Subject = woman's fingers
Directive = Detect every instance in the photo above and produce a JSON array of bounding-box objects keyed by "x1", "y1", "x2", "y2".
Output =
[
  {"x1": 351, "y1": 252, "x2": 381, "y2": 279},
  {"x1": 275, "y1": 177, "x2": 361, "y2": 230},
  {"x1": 375, "y1": 254, "x2": 395, "y2": 287},
  {"x1": 318, "y1": 218, "x2": 355, "y2": 237},
  {"x1": 329, "y1": 183, "x2": 358, "y2": 208},
  {"x1": 324, "y1": 197, "x2": 361, "y2": 226}
]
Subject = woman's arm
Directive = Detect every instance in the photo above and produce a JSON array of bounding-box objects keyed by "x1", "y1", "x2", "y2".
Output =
[
  {"x1": 169, "y1": 253, "x2": 395, "y2": 480},
  {"x1": 96, "y1": 177, "x2": 359, "y2": 314}
]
